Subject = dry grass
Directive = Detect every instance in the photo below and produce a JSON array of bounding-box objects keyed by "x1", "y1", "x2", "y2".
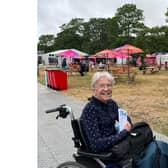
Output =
[{"x1": 38, "y1": 66, "x2": 168, "y2": 136}]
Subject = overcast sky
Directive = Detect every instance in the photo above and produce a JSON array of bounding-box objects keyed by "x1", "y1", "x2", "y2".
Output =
[{"x1": 38, "y1": 0, "x2": 168, "y2": 37}]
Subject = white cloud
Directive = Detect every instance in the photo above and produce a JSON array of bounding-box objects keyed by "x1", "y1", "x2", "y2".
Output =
[{"x1": 38, "y1": 0, "x2": 168, "y2": 37}]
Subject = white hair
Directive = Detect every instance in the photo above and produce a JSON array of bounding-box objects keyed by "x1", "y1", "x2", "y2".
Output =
[{"x1": 91, "y1": 71, "x2": 115, "y2": 88}]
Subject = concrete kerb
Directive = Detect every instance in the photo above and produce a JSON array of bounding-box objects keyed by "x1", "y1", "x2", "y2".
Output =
[
  {"x1": 153, "y1": 131, "x2": 168, "y2": 143},
  {"x1": 38, "y1": 83, "x2": 168, "y2": 168}
]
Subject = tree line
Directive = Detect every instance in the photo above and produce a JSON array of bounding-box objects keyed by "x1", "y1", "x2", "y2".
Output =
[{"x1": 38, "y1": 3, "x2": 168, "y2": 55}]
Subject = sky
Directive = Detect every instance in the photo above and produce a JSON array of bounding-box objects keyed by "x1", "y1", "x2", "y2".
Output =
[{"x1": 38, "y1": 0, "x2": 168, "y2": 37}]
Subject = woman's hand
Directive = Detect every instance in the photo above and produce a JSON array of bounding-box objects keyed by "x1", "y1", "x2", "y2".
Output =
[{"x1": 123, "y1": 121, "x2": 132, "y2": 132}]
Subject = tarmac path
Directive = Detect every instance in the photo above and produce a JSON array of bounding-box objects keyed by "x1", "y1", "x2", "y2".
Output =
[
  {"x1": 38, "y1": 83, "x2": 86, "y2": 168},
  {"x1": 38, "y1": 83, "x2": 168, "y2": 168}
]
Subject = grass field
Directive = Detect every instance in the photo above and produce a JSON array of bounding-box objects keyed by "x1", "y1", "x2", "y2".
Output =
[{"x1": 38, "y1": 66, "x2": 168, "y2": 136}]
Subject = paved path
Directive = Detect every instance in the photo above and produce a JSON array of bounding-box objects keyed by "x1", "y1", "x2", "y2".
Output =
[
  {"x1": 38, "y1": 83, "x2": 86, "y2": 168},
  {"x1": 38, "y1": 83, "x2": 168, "y2": 168}
]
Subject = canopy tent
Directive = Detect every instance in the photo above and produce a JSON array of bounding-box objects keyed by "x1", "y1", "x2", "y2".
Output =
[
  {"x1": 46, "y1": 48, "x2": 88, "y2": 58},
  {"x1": 57, "y1": 49, "x2": 80, "y2": 58},
  {"x1": 146, "y1": 54, "x2": 156, "y2": 58},
  {"x1": 95, "y1": 49, "x2": 127, "y2": 58},
  {"x1": 145, "y1": 54, "x2": 156, "y2": 65},
  {"x1": 114, "y1": 44, "x2": 143, "y2": 55},
  {"x1": 42, "y1": 49, "x2": 88, "y2": 66},
  {"x1": 137, "y1": 54, "x2": 156, "y2": 65},
  {"x1": 113, "y1": 44, "x2": 143, "y2": 81},
  {"x1": 73, "y1": 54, "x2": 85, "y2": 59},
  {"x1": 56, "y1": 49, "x2": 89, "y2": 66},
  {"x1": 90, "y1": 49, "x2": 128, "y2": 65},
  {"x1": 57, "y1": 49, "x2": 89, "y2": 65},
  {"x1": 46, "y1": 49, "x2": 67, "y2": 56},
  {"x1": 71, "y1": 49, "x2": 88, "y2": 56},
  {"x1": 114, "y1": 44, "x2": 143, "y2": 62},
  {"x1": 57, "y1": 49, "x2": 88, "y2": 57}
]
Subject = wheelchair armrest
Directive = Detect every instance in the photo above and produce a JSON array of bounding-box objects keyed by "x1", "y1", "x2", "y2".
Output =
[{"x1": 76, "y1": 149, "x2": 113, "y2": 160}]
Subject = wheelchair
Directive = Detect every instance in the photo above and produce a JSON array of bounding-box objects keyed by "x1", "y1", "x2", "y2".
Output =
[{"x1": 46, "y1": 104, "x2": 115, "y2": 168}]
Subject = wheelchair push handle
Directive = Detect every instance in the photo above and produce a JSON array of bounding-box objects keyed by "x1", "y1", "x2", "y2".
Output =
[
  {"x1": 45, "y1": 104, "x2": 66, "y2": 113},
  {"x1": 46, "y1": 108, "x2": 59, "y2": 113},
  {"x1": 45, "y1": 104, "x2": 74, "y2": 120}
]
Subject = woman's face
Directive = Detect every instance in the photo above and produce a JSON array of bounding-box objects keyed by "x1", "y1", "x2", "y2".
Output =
[{"x1": 93, "y1": 76, "x2": 112, "y2": 103}]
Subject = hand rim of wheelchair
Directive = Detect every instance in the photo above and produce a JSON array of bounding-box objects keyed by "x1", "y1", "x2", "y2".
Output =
[{"x1": 56, "y1": 161, "x2": 87, "y2": 168}]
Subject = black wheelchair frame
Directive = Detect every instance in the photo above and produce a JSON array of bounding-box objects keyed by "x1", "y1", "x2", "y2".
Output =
[{"x1": 45, "y1": 104, "x2": 114, "y2": 168}]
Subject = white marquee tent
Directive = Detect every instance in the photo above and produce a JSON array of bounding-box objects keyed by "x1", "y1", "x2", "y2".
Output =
[{"x1": 39, "y1": 49, "x2": 88, "y2": 66}]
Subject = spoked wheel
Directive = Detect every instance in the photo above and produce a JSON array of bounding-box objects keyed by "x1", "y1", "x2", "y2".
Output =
[{"x1": 56, "y1": 161, "x2": 87, "y2": 168}]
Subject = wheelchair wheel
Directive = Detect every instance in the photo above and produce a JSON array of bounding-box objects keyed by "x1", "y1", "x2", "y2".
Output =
[
  {"x1": 75, "y1": 157, "x2": 102, "y2": 168},
  {"x1": 57, "y1": 161, "x2": 87, "y2": 168}
]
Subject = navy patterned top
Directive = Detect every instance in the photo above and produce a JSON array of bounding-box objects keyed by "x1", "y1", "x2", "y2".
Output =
[{"x1": 80, "y1": 96, "x2": 129, "y2": 153}]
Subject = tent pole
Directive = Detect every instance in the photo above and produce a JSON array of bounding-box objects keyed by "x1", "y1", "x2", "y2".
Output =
[{"x1": 127, "y1": 49, "x2": 130, "y2": 81}]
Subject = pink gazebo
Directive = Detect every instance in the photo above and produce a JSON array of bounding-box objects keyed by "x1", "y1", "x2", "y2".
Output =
[
  {"x1": 57, "y1": 49, "x2": 80, "y2": 58},
  {"x1": 114, "y1": 44, "x2": 143, "y2": 55},
  {"x1": 95, "y1": 49, "x2": 127, "y2": 58},
  {"x1": 113, "y1": 44, "x2": 143, "y2": 80}
]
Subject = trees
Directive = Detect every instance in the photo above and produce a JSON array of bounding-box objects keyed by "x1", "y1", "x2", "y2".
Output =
[
  {"x1": 135, "y1": 25, "x2": 168, "y2": 53},
  {"x1": 53, "y1": 17, "x2": 120, "y2": 54},
  {"x1": 37, "y1": 3, "x2": 168, "y2": 54},
  {"x1": 55, "y1": 18, "x2": 85, "y2": 50},
  {"x1": 115, "y1": 4, "x2": 145, "y2": 38},
  {"x1": 81, "y1": 18, "x2": 111, "y2": 53},
  {"x1": 38, "y1": 35, "x2": 55, "y2": 53}
]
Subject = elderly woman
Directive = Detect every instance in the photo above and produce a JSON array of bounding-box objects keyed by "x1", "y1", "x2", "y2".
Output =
[
  {"x1": 80, "y1": 71, "x2": 132, "y2": 167},
  {"x1": 80, "y1": 71, "x2": 168, "y2": 168}
]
